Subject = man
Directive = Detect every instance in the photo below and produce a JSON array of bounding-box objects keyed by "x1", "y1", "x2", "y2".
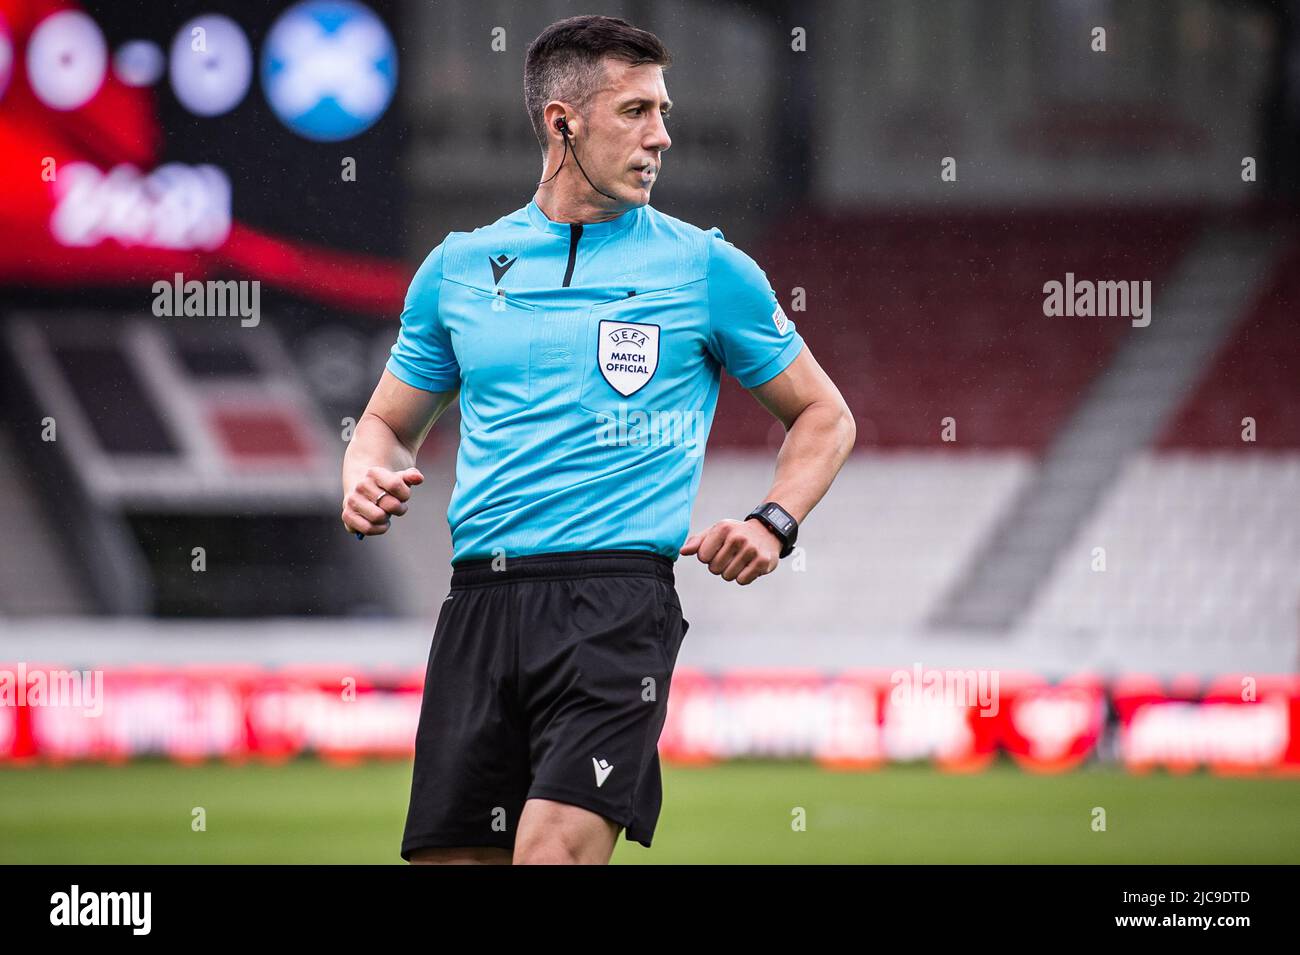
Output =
[{"x1": 341, "y1": 15, "x2": 854, "y2": 864}]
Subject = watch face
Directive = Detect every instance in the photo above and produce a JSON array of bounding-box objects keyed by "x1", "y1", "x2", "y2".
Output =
[
  {"x1": 766, "y1": 505, "x2": 793, "y2": 534},
  {"x1": 750, "y1": 504, "x2": 795, "y2": 548}
]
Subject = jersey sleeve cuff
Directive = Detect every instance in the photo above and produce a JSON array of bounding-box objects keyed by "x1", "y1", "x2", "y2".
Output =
[
  {"x1": 385, "y1": 355, "x2": 459, "y2": 393},
  {"x1": 735, "y1": 333, "x2": 804, "y2": 389}
]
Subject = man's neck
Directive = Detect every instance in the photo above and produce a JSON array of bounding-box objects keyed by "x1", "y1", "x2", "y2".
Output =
[{"x1": 533, "y1": 177, "x2": 632, "y2": 225}]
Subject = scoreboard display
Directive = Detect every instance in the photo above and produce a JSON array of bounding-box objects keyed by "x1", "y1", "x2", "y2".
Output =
[
  {"x1": 0, "y1": 0, "x2": 417, "y2": 616},
  {"x1": 0, "y1": 0, "x2": 408, "y2": 300}
]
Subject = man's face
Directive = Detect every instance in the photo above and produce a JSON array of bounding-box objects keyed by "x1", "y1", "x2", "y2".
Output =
[{"x1": 578, "y1": 59, "x2": 672, "y2": 207}]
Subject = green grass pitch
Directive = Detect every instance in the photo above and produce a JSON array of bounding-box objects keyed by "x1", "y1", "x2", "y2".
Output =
[{"x1": 2, "y1": 758, "x2": 1297, "y2": 864}]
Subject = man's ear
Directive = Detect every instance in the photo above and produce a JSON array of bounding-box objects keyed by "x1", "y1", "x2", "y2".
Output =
[{"x1": 544, "y1": 102, "x2": 575, "y2": 140}]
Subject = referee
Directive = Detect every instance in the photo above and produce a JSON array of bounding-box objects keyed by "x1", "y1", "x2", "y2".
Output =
[{"x1": 341, "y1": 15, "x2": 855, "y2": 864}]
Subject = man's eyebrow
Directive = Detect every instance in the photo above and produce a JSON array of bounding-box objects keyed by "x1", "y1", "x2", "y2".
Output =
[{"x1": 618, "y1": 96, "x2": 673, "y2": 112}]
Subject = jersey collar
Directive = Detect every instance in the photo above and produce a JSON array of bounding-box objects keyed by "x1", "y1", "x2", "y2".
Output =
[{"x1": 526, "y1": 199, "x2": 642, "y2": 238}]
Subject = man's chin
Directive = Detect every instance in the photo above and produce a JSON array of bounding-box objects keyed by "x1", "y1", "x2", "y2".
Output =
[{"x1": 623, "y1": 185, "x2": 653, "y2": 205}]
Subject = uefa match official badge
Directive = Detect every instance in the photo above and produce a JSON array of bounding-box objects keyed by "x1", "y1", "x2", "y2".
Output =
[{"x1": 597, "y1": 320, "x2": 659, "y2": 396}]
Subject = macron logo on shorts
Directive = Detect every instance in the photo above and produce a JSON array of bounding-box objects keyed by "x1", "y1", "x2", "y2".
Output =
[{"x1": 592, "y1": 757, "x2": 614, "y2": 788}]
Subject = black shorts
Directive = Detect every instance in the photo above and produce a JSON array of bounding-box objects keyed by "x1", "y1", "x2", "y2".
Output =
[{"x1": 400, "y1": 549, "x2": 690, "y2": 860}]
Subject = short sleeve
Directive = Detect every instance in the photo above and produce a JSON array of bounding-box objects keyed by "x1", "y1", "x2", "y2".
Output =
[
  {"x1": 385, "y1": 240, "x2": 461, "y2": 392},
  {"x1": 705, "y1": 230, "x2": 804, "y2": 389}
]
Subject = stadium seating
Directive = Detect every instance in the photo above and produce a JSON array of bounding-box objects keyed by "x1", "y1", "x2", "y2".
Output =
[
  {"x1": 1018, "y1": 451, "x2": 1300, "y2": 656},
  {"x1": 1020, "y1": 233, "x2": 1300, "y2": 657},
  {"x1": 673, "y1": 215, "x2": 1297, "y2": 676},
  {"x1": 709, "y1": 209, "x2": 1202, "y2": 450},
  {"x1": 679, "y1": 450, "x2": 1033, "y2": 638},
  {"x1": 1158, "y1": 237, "x2": 1300, "y2": 449}
]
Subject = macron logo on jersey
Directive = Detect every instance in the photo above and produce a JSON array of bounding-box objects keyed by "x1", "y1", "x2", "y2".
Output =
[
  {"x1": 489, "y1": 253, "x2": 517, "y2": 285},
  {"x1": 592, "y1": 757, "x2": 614, "y2": 787}
]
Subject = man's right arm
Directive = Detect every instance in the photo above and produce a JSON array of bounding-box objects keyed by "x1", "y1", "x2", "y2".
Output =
[
  {"x1": 340, "y1": 370, "x2": 458, "y2": 536},
  {"x1": 345, "y1": 235, "x2": 459, "y2": 536}
]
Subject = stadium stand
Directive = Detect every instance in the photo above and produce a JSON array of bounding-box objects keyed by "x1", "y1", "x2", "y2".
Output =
[
  {"x1": 709, "y1": 208, "x2": 1202, "y2": 450},
  {"x1": 1018, "y1": 232, "x2": 1300, "y2": 662},
  {"x1": 1158, "y1": 236, "x2": 1300, "y2": 449},
  {"x1": 665, "y1": 213, "x2": 1297, "y2": 676}
]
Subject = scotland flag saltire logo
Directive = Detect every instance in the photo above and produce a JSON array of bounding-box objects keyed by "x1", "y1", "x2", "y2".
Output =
[{"x1": 261, "y1": 1, "x2": 397, "y2": 142}]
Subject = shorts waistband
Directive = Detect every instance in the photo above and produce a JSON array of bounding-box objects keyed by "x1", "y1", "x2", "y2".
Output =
[{"x1": 449, "y1": 549, "x2": 675, "y2": 588}]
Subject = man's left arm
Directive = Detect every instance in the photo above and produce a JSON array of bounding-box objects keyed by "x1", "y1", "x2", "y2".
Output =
[{"x1": 682, "y1": 345, "x2": 856, "y2": 584}]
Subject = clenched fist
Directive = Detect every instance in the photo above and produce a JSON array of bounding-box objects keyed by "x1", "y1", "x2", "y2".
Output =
[
  {"x1": 680, "y1": 518, "x2": 780, "y2": 585},
  {"x1": 342, "y1": 466, "x2": 424, "y2": 537}
]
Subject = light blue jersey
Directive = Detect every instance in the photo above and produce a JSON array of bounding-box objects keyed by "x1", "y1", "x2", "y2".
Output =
[{"x1": 386, "y1": 199, "x2": 804, "y2": 563}]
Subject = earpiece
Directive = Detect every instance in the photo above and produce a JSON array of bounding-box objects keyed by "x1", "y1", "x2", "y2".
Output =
[{"x1": 539, "y1": 113, "x2": 619, "y2": 201}]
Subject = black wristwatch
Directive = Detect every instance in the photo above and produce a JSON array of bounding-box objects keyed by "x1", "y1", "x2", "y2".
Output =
[{"x1": 745, "y1": 502, "x2": 798, "y2": 559}]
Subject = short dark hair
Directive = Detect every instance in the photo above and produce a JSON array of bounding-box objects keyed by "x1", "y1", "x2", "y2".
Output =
[{"x1": 524, "y1": 15, "x2": 671, "y2": 153}]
